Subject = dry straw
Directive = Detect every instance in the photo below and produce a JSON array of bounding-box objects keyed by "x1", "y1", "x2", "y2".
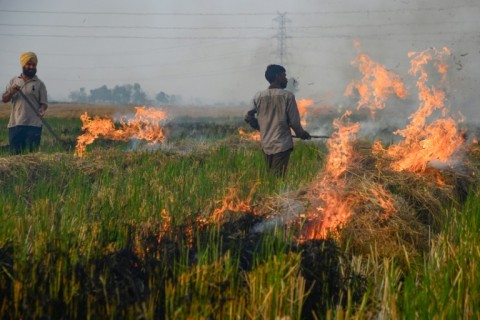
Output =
[{"x1": 305, "y1": 139, "x2": 480, "y2": 266}]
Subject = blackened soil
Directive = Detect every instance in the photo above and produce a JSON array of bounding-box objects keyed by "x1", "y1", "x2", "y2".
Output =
[{"x1": 0, "y1": 212, "x2": 365, "y2": 319}]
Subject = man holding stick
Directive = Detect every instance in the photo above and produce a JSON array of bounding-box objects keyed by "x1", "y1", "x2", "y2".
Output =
[
  {"x1": 2, "y1": 51, "x2": 48, "y2": 154},
  {"x1": 245, "y1": 64, "x2": 311, "y2": 177}
]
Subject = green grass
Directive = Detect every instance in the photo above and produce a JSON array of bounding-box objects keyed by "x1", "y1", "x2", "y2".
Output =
[
  {"x1": 327, "y1": 191, "x2": 480, "y2": 320},
  {"x1": 0, "y1": 116, "x2": 327, "y2": 318},
  {"x1": 400, "y1": 194, "x2": 480, "y2": 319},
  {"x1": 0, "y1": 115, "x2": 479, "y2": 319}
]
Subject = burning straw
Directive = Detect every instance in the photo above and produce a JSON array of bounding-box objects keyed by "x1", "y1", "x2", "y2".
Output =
[
  {"x1": 75, "y1": 106, "x2": 167, "y2": 157},
  {"x1": 295, "y1": 46, "x2": 478, "y2": 263},
  {"x1": 229, "y1": 45, "x2": 476, "y2": 265}
]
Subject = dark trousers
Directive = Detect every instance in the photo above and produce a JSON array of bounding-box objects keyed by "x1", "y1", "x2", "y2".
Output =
[
  {"x1": 9, "y1": 125, "x2": 42, "y2": 154},
  {"x1": 264, "y1": 148, "x2": 292, "y2": 177}
]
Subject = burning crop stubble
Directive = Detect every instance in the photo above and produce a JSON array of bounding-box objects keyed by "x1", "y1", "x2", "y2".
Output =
[{"x1": 1, "y1": 44, "x2": 480, "y2": 318}]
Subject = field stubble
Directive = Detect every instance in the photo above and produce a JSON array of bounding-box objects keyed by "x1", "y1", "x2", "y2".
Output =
[{"x1": 0, "y1": 103, "x2": 479, "y2": 319}]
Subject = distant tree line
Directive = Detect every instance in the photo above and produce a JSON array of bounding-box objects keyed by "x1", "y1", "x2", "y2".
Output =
[{"x1": 68, "y1": 83, "x2": 180, "y2": 105}]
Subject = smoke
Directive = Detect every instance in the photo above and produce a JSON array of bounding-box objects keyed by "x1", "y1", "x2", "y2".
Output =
[
  {"x1": 1, "y1": 0, "x2": 475, "y2": 120},
  {"x1": 252, "y1": 197, "x2": 305, "y2": 233},
  {"x1": 428, "y1": 158, "x2": 463, "y2": 171}
]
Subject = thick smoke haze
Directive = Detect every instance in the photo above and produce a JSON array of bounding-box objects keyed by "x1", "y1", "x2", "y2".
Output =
[{"x1": 0, "y1": 0, "x2": 479, "y2": 121}]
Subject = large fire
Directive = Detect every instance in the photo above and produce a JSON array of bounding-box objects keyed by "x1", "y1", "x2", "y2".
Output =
[
  {"x1": 303, "y1": 46, "x2": 461, "y2": 240},
  {"x1": 302, "y1": 111, "x2": 361, "y2": 239},
  {"x1": 75, "y1": 106, "x2": 167, "y2": 157},
  {"x1": 372, "y1": 47, "x2": 465, "y2": 173},
  {"x1": 72, "y1": 46, "x2": 465, "y2": 246}
]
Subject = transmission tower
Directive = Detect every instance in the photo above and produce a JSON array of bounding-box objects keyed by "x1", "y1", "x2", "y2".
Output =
[
  {"x1": 273, "y1": 12, "x2": 298, "y2": 92},
  {"x1": 273, "y1": 12, "x2": 290, "y2": 65}
]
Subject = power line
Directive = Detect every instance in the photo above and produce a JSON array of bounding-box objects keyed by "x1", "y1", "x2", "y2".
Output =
[
  {"x1": 0, "y1": 33, "x2": 270, "y2": 40},
  {"x1": 0, "y1": 30, "x2": 476, "y2": 41},
  {"x1": 0, "y1": 9, "x2": 274, "y2": 16},
  {"x1": 0, "y1": 23, "x2": 274, "y2": 30},
  {"x1": 285, "y1": 4, "x2": 480, "y2": 15},
  {"x1": 0, "y1": 20, "x2": 478, "y2": 31},
  {"x1": 0, "y1": 5, "x2": 477, "y2": 16},
  {"x1": 291, "y1": 20, "x2": 480, "y2": 29},
  {"x1": 288, "y1": 30, "x2": 480, "y2": 38}
]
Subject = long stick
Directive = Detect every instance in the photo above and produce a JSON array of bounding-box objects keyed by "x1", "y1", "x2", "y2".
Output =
[
  {"x1": 292, "y1": 135, "x2": 330, "y2": 139},
  {"x1": 16, "y1": 89, "x2": 69, "y2": 149}
]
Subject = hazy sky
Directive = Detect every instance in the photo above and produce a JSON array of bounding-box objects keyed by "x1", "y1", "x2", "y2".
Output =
[{"x1": 0, "y1": 0, "x2": 479, "y2": 111}]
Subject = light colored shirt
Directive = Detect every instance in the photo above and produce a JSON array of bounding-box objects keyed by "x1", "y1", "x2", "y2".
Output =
[
  {"x1": 246, "y1": 86, "x2": 307, "y2": 155},
  {"x1": 5, "y1": 75, "x2": 48, "y2": 128}
]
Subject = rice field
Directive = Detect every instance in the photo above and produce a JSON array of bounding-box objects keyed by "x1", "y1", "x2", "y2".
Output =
[{"x1": 0, "y1": 103, "x2": 479, "y2": 319}]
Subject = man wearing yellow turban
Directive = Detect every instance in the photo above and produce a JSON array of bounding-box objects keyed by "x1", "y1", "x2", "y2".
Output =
[
  {"x1": 20, "y1": 52, "x2": 38, "y2": 67},
  {"x1": 2, "y1": 51, "x2": 48, "y2": 154}
]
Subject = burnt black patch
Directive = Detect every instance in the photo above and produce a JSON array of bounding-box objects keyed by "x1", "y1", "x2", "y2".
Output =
[{"x1": 0, "y1": 214, "x2": 365, "y2": 319}]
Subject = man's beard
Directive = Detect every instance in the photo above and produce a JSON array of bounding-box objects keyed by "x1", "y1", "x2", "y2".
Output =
[{"x1": 23, "y1": 68, "x2": 37, "y2": 78}]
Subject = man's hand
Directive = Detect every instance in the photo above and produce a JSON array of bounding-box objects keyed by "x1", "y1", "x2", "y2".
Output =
[
  {"x1": 299, "y1": 131, "x2": 311, "y2": 140},
  {"x1": 2, "y1": 85, "x2": 19, "y2": 103},
  {"x1": 10, "y1": 85, "x2": 19, "y2": 94},
  {"x1": 38, "y1": 105, "x2": 47, "y2": 117},
  {"x1": 244, "y1": 110, "x2": 260, "y2": 130}
]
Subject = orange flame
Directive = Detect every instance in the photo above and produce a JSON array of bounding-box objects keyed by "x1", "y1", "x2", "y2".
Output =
[
  {"x1": 304, "y1": 47, "x2": 412, "y2": 240},
  {"x1": 369, "y1": 184, "x2": 397, "y2": 219},
  {"x1": 303, "y1": 111, "x2": 360, "y2": 240},
  {"x1": 75, "y1": 106, "x2": 167, "y2": 157},
  {"x1": 155, "y1": 183, "x2": 259, "y2": 248},
  {"x1": 238, "y1": 128, "x2": 260, "y2": 141},
  {"x1": 304, "y1": 184, "x2": 358, "y2": 239},
  {"x1": 373, "y1": 47, "x2": 464, "y2": 173},
  {"x1": 297, "y1": 98, "x2": 314, "y2": 127},
  {"x1": 325, "y1": 111, "x2": 361, "y2": 179},
  {"x1": 211, "y1": 182, "x2": 259, "y2": 222},
  {"x1": 158, "y1": 208, "x2": 171, "y2": 241},
  {"x1": 345, "y1": 46, "x2": 407, "y2": 117}
]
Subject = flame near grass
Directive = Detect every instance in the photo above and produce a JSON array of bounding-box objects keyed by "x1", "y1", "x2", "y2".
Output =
[
  {"x1": 373, "y1": 47, "x2": 465, "y2": 173},
  {"x1": 75, "y1": 106, "x2": 167, "y2": 157},
  {"x1": 303, "y1": 46, "x2": 464, "y2": 240}
]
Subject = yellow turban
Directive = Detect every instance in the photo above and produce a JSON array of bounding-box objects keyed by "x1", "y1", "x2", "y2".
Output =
[{"x1": 20, "y1": 52, "x2": 38, "y2": 66}]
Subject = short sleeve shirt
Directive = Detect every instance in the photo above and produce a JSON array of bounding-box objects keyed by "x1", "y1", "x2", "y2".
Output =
[{"x1": 5, "y1": 75, "x2": 48, "y2": 128}]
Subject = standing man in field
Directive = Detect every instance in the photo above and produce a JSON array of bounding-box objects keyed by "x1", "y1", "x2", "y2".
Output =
[
  {"x1": 2, "y1": 51, "x2": 48, "y2": 154},
  {"x1": 245, "y1": 64, "x2": 311, "y2": 177}
]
